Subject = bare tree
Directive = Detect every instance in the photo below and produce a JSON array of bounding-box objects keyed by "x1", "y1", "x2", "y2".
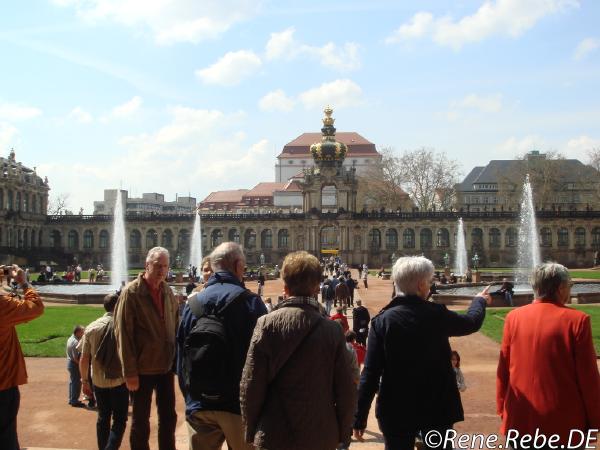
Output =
[
  {"x1": 48, "y1": 193, "x2": 71, "y2": 215},
  {"x1": 357, "y1": 147, "x2": 412, "y2": 210},
  {"x1": 397, "y1": 147, "x2": 461, "y2": 211},
  {"x1": 587, "y1": 148, "x2": 600, "y2": 172}
]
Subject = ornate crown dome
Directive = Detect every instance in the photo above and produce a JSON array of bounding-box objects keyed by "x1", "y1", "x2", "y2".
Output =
[{"x1": 310, "y1": 106, "x2": 347, "y2": 166}]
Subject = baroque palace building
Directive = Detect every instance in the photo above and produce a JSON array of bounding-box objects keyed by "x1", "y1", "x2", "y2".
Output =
[{"x1": 2, "y1": 108, "x2": 600, "y2": 269}]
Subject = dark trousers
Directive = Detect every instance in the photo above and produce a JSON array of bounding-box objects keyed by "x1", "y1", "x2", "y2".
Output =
[
  {"x1": 67, "y1": 359, "x2": 82, "y2": 404},
  {"x1": 94, "y1": 383, "x2": 129, "y2": 450},
  {"x1": 380, "y1": 424, "x2": 453, "y2": 450},
  {"x1": 356, "y1": 330, "x2": 368, "y2": 346},
  {"x1": 130, "y1": 373, "x2": 177, "y2": 450},
  {"x1": 0, "y1": 387, "x2": 20, "y2": 450}
]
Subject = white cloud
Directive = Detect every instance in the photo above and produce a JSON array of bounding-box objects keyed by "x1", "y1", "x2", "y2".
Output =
[
  {"x1": 265, "y1": 27, "x2": 361, "y2": 71},
  {"x1": 498, "y1": 135, "x2": 548, "y2": 156},
  {"x1": 0, "y1": 102, "x2": 42, "y2": 121},
  {"x1": 299, "y1": 79, "x2": 364, "y2": 110},
  {"x1": 112, "y1": 96, "x2": 142, "y2": 118},
  {"x1": 195, "y1": 50, "x2": 262, "y2": 86},
  {"x1": 51, "y1": 0, "x2": 261, "y2": 45},
  {"x1": 573, "y1": 37, "x2": 600, "y2": 61},
  {"x1": 386, "y1": 0, "x2": 579, "y2": 50},
  {"x1": 67, "y1": 106, "x2": 93, "y2": 123},
  {"x1": 0, "y1": 123, "x2": 19, "y2": 149},
  {"x1": 456, "y1": 93, "x2": 503, "y2": 113},
  {"x1": 566, "y1": 135, "x2": 600, "y2": 160},
  {"x1": 259, "y1": 89, "x2": 295, "y2": 112}
]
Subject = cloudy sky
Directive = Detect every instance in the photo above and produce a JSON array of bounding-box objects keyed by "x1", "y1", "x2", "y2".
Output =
[{"x1": 1, "y1": 0, "x2": 599, "y2": 212}]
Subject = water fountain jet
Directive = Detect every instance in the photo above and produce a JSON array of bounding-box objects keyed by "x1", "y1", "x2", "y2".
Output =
[
  {"x1": 189, "y1": 210, "x2": 203, "y2": 271},
  {"x1": 455, "y1": 217, "x2": 468, "y2": 276},
  {"x1": 110, "y1": 190, "x2": 128, "y2": 291},
  {"x1": 516, "y1": 174, "x2": 541, "y2": 282}
]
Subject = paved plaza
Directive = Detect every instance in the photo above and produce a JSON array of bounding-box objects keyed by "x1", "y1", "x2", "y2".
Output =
[{"x1": 17, "y1": 272, "x2": 599, "y2": 450}]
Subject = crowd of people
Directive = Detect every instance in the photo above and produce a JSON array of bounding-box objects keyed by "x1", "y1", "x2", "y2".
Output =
[{"x1": 1, "y1": 247, "x2": 599, "y2": 450}]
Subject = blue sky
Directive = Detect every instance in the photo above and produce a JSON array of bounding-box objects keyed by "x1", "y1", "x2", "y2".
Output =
[{"x1": 1, "y1": 0, "x2": 599, "y2": 212}]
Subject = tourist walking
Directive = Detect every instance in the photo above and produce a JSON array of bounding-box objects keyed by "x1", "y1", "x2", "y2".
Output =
[
  {"x1": 67, "y1": 325, "x2": 85, "y2": 407},
  {"x1": 79, "y1": 293, "x2": 129, "y2": 449},
  {"x1": 240, "y1": 251, "x2": 356, "y2": 450},
  {"x1": 114, "y1": 247, "x2": 179, "y2": 450},
  {"x1": 451, "y1": 351, "x2": 466, "y2": 392},
  {"x1": 321, "y1": 278, "x2": 334, "y2": 315},
  {"x1": 353, "y1": 256, "x2": 490, "y2": 450},
  {"x1": 496, "y1": 263, "x2": 600, "y2": 447},
  {"x1": 330, "y1": 305, "x2": 349, "y2": 333},
  {"x1": 335, "y1": 276, "x2": 350, "y2": 312},
  {"x1": 176, "y1": 242, "x2": 267, "y2": 450},
  {"x1": 352, "y1": 300, "x2": 370, "y2": 346},
  {"x1": 0, "y1": 264, "x2": 44, "y2": 450},
  {"x1": 361, "y1": 265, "x2": 368, "y2": 290}
]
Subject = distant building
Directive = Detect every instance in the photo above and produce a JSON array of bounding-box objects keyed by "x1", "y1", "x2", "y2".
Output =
[
  {"x1": 275, "y1": 132, "x2": 381, "y2": 182},
  {"x1": 93, "y1": 189, "x2": 196, "y2": 215},
  {"x1": 456, "y1": 151, "x2": 600, "y2": 212}
]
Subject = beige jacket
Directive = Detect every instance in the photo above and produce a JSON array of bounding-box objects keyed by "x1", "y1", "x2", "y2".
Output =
[{"x1": 114, "y1": 274, "x2": 179, "y2": 377}]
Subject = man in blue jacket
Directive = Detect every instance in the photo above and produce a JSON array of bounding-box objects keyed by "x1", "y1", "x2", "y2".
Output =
[
  {"x1": 353, "y1": 256, "x2": 490, "y2": 450},
  {"x1": 176, "y1": 242, "x2": 267, "y2": 450}
]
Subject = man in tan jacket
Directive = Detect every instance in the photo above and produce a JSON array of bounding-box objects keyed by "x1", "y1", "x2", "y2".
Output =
[{"x1": 114, "y1": 247, "x2": 179, "y2": 450}]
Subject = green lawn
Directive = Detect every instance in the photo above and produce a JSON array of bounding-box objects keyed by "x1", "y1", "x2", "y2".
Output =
[
  {"x1": 16, "y1": 306, "x2": 104, "y2": 357},
  {"x1": 569, "y1": 270, "x2": 600, "y2": 280},
  {"x1": 479, "y1": 305, "x2": 600, "y2": 353}
]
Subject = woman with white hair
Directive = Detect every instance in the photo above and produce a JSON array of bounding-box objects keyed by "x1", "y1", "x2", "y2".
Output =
[
  {"x1": 497, "y1": 262, "x2": 600, "y2": 448},
  {"x1": 353, "y1": 256, "x2": 491, "y2": 450}
]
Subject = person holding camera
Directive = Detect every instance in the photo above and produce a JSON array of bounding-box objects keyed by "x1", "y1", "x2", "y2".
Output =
[{"x1": 0, "y1": 264, "x2": 45, "y2": 450}]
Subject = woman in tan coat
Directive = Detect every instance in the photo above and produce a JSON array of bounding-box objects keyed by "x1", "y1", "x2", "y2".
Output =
[{"x1": 240, "y1": 251, "x2": 356, "y2": 450}]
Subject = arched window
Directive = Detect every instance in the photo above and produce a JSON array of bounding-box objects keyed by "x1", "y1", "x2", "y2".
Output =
[
  {"x1": 31, "y1": 229, "x2": 36, "y2": 247},
  {"x1": 489, "y1": 228, "x2": 501, "y2": 248},
  {"x1": 403, "y1": 228, "x2": 415, "y2": 248},
  {"x1": 228, "y1": 229, "x2": 240, "y2": 244},
  {"x1": 129, "y1": 230, "x2": 142, "y2": 249},
  {"x1": 15, "y1": 192, "x2": 21, "y2": 211},
  {"x1": 369, "y1": 229, "x2": 381, "y2": 249},
  {"x1": 23, "y1": 229, "x2": 28, "y2": 248},
  {"x1": 99, "y1": 230, "x2": 109, "y2": 249},
  {"x1": 7, "y1": 190, "x2": 13, "y2": 210},
  {"x1": 420, "y1": 228, "x2": 432, "y2": 250},
  {"x1": 38, "y1": 230, "x2": 43, "y2": 247},
  {"x1": 23, "y1": 193, "x2": 29, "y2": 212},
  {"x1": 178, "y1": 229, "x2": 190, "y2": 250},
  {"x1": 146, "y1": 229, "x2": 158, "y2": 248},
  {"x1": 261, "y1": 229, "x2": 272, "y2": 249},
  {"x1": 505, "y1": 228, "x2": 517, "y2": 247},
  {"x1": 540, "y1": 227, "x2": 552, "y2": 247},
  {"x1": 278, "y1": 229, "x2": 289, "y2": 248},
  {"x1": 244, "y1": 229, "x2": 257, "y2": 249},
  {"x1": 575, "y1": 227, "x2": 586, "y2": 247},
  {"x1": 385, "y1": 229, "x2": 398, "y2": 250},
  {"x1": 32, "y1": 195, "x2": 37, "y2": 213},
  {"x1": 593, "y1": 227, "x2": 600, "y2": 249},
  {"x1": 557, "y1": 228, "x2": 569, "y2": 247},
  {"x1": 8, "y1": 229, "x2": 13, "y2": 247},
  {"x1": 83, "y1": 230, "x2": 94, "y2": 249},
  {"x1": 211, "y1": 229, "x2": 223, "y2": 248},
  {"x1": 68, "y1": 230, "x2": 79, "y2": 249},
  {"x1": 162, "y1": 229, "x2": 173, "y2": 248},
  {"x1": 471, "y1": 228, "x2": 483, "y2": 251},
  {"x1": 437, "y1": 228, "x2": 449, "y2": 248}
]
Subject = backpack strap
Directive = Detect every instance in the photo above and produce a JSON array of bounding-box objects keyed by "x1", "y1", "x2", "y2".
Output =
[{"x1": 188, "y1": 288, "x2": 254, "y2": 319}]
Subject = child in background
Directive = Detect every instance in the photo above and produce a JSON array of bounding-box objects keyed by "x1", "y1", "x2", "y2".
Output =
[{"x1": 451, "y1": 350, "x2": 467, "y2": 392}]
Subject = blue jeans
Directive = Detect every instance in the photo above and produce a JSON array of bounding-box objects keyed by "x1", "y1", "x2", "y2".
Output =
[
  {"x1": 67, "y1": 360, "x2": 82, "y2": 404},
  {"x1": 94, "y1": 383, "x2": 129, "y2": 450},
  {"x1": 0, "y1": 387, "x2": 20, "y2": 450}
]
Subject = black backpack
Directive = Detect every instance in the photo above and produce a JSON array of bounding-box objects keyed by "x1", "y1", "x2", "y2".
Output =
[
  {"x1": 182, "y1": 289, "x2": 252, "y2": 405},
  {"x1": 95, "y1": 317, "x2": 123, "y2": 379}
]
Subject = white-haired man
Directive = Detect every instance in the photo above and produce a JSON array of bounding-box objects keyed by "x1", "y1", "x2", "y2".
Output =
[
  {"x1": 114, "y1": 247, "x2": 179, "y2": 450},
  {"x1": 353, "y1": 256, "x2": 491, "y2": 450}
]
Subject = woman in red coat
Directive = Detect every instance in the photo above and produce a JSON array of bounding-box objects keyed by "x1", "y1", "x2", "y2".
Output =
[{"x1": 496, "y1": 263, "x2": 600, "y2": 447}]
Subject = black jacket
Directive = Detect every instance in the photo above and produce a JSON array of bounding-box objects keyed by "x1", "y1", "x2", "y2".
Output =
[{"x1": 354, "y1": 294, "x2": 486, "y2": 431}]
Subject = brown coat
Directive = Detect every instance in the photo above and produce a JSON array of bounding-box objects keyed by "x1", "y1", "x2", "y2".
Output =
[
  {"x1": 114, "y1": 274, "x2": 179, "y2": 377},
  {"x1": 240, "y1": 300, "x2": 357, "y2": 450}
]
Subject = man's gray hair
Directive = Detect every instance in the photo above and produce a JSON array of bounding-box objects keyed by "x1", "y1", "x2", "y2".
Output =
[
  {"x1": 392, "y1": 256, "x2": 434, "y2": 295},
  {"x1": 146, "y1": 246, "x2": 170, "y2": 263},
  {"x1": 210, "y1": 242, "x2": 245, "y2": 273},
  {"x1": 531, "y1": 262, "x2": 570, "y2": 299}
]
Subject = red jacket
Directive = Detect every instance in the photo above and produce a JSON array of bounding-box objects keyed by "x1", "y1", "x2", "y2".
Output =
[
  {"x1": 330, "y1": 313, "x2": 349, "y2": 333},
  {"x1": 496, "y1": 300, "x2": 600, "y2": 444}
]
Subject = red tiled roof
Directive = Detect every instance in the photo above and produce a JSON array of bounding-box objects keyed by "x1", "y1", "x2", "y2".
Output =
[
  {"x1": 275, "y1": 180, "x2": 302, "y2": 192},
  {"x1": 200, "y1": 189, "x2": 248, "y2": 203},
  {"x1": 278, "y1": 132, "x2": 378, "y2": 157},
  {"x1": 243, "y1": 182, "x2": 287, "y2": 197}
]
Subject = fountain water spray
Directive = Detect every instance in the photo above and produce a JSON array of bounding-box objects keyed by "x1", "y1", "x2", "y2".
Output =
[
  {"x1": 110, "y1": 191, "x2": 128, "y2": 291},
  {"x1": 516, "y1": 174, "x2": 541, "y2": 282},
  {"x1": 189, "y1": 210, "x2": 203, "y2": 269},
  {"x1": 455, "y1": 217, "x2": 468, "y2": 276}
]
